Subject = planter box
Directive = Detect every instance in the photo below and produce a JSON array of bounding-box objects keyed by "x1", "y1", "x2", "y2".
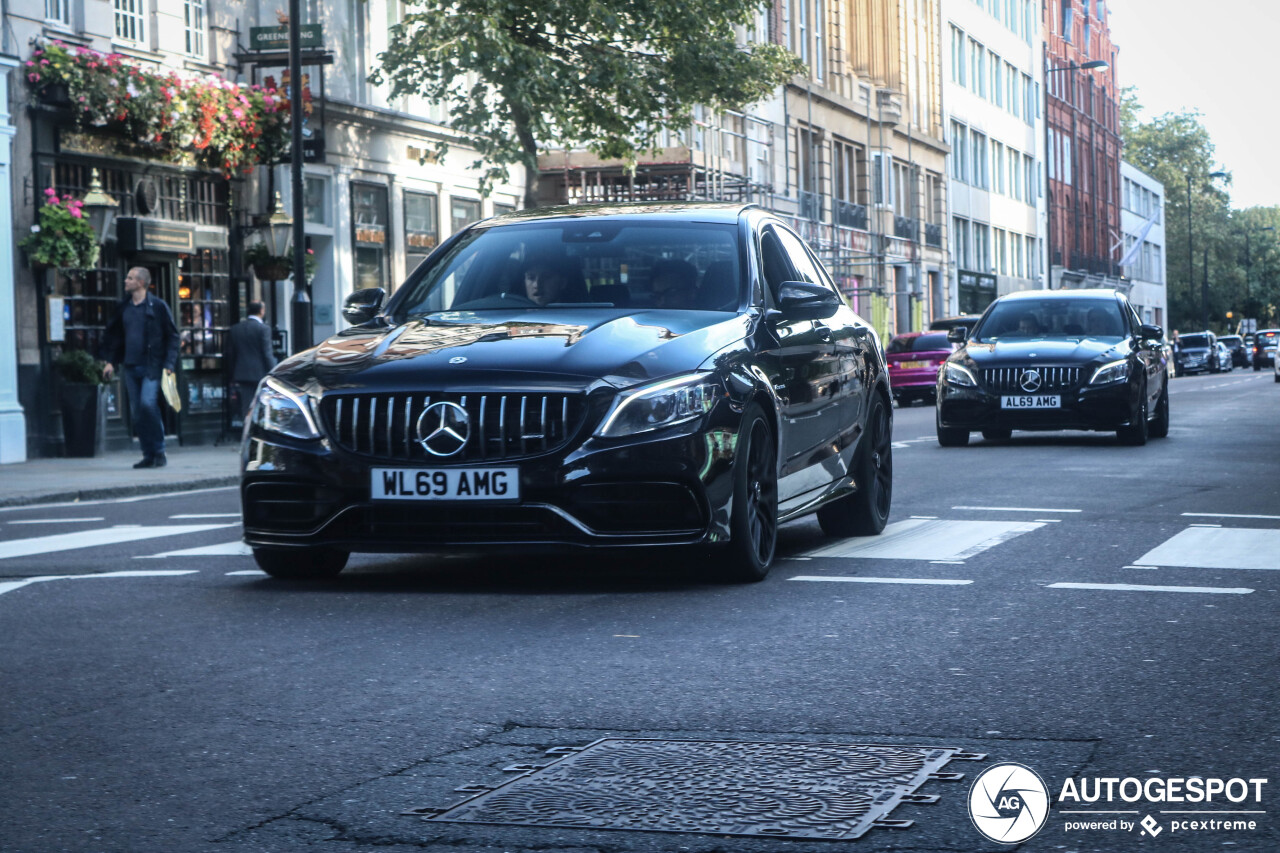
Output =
[{"x1": 59, "y1": 383, "x2": 107, "y2": 458}]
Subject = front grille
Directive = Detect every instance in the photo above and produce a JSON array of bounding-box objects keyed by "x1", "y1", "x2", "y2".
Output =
[
  {"x1": 319, "y1": 392, "x2": 589, "y2": 462},
  {"x1": 982, "y1": 366, "x2": 1081, "y2": 394}
]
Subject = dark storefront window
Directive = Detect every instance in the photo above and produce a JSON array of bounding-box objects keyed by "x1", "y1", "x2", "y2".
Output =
[
  {"x1": 351, "y1": 182, "x2": 389, "y2": 290},
  {"x1": 177, "y1": 249, "x2": 231, "y2": 415},
  {"x1": 451, "y1": 197, "x2": 482, "y2": 234},
  {"x1": 404, "y1": 190, "x2": 438, "y2": 274}
]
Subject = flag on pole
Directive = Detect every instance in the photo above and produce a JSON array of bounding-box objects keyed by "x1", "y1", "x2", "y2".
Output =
[{"x1": 1118, "y1": 208, "x2": 1161, "y2": 268}]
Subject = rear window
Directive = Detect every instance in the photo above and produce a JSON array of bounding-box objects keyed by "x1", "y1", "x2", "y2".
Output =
[
  {"x1": 888, "y1": 333, "x2": 951, "y2": 354},
  {"x1": 1258, "y1": 331, "x2": 1280, "y2": 342},
  {"x1": 1180, "y1": 334, "x2": 1210, "y2": 348}
]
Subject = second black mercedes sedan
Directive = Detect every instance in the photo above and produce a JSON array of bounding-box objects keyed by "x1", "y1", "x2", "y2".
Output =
[
  {"x1": 241, "y1": 203, "x2": 893, "y2": 582},
  {"x1": 935, "y1": 289, "x2": 1169, "y2": 446}
]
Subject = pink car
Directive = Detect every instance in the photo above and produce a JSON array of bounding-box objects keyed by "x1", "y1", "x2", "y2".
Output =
[{"x1": 887, "y1": 331, "x2": 953, "y2": 406}]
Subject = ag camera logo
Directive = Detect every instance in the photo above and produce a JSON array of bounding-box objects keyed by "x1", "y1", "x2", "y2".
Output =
[{"x1": 969, "y1": 763, "x2": 1051, "y2": 843}]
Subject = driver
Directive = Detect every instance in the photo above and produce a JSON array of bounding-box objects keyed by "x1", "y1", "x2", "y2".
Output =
[
  {"x1": 1016, "y1": 313, "x2": 1042, "y2": 335},
  {"x1": 523, "y1": 264, "x2": 567, "y2": 306}
]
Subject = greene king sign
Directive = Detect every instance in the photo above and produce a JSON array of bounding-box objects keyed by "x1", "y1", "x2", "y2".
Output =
[{"x1": 249, "y1": 24, "x2": 323, "y2": 50}]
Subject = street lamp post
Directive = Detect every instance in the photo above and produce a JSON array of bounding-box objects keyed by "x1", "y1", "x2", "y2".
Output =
[
  {"x1": 1245, "y1": 225, "x2": 1275, "y2": 308},
  {"x1": 1186, "y1": 169, "x2": 1227, "y2": 331},
  {"x1": 288, "y1": 0, "x2": 311, "y2": 354},
  {"x1": 1043, "y1": 57, "x2": 1107, "y2": 289}
]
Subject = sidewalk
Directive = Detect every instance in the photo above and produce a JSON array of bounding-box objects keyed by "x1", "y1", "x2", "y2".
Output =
[{"x1": 0, "y1": 443, "x2": 242, "y2": 508}]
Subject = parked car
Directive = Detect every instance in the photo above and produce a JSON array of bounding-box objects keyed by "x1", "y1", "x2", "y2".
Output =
[
  {"x1": 240, "y1": 202, "x2": 894, "y2": 582},
  {"x1": 1275, "y1": 346, "x2": 1280, "y2": 383},
  {"x1": 935, "y1": 289, "x2": 1169, "y2": 446},
  {"x1": 1214, "y1": 341, "x2": 1234, "y2": 373},
  {"x1": 929, "y1": 314, "x2": 984, "y2": 334},
  {"x1": 1174, "y1": 332, "x2": 1221, "y2": 375},
  {"x1": 886, "y1": 331, "x2": 952, "y2": 406},
  {"x1": 1252, "y1": 328, "x2": 1280, "y2": 369},
  {"x1": 1220, "y1": 334, "x2": 1249, "y2": 368}
]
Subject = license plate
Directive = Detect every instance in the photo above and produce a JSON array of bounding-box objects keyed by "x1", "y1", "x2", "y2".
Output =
[
  {"x1": 1001, "y1": 395, "x2": 1060, "y2": 409},
  {"x1": 897, "y1": 360, "x2": 927, "y2": 369},
  {"x1": 371, "y1": 467, "x2": 519, "y2": 501}
]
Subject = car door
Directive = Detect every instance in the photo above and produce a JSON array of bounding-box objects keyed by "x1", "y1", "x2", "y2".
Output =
[
  {"x1": 1126, "y1": 303, "x2": 1162, "y2": 411},
  {"x1": 757, "y1": 225, "x2": 846, "y2": 503}
]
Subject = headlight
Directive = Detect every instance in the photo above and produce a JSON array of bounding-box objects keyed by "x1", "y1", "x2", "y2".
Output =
[
  {"x1": 595, "y1": 373, "x2": 721, "y2": 438},
  {"x1": 250, "y1": 377, "x2": 321, "y2": 439},
  {"x1": 943, "y1": 362, "x2": 977, "y2": 387},
  {"x1": 1089, "y1": 359, "x2": 1130, "y2": 385}
]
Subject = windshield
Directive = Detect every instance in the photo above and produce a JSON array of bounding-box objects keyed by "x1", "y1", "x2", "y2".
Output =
[
  {"x1": 973, "y1": 298, "x2": 1129, "y2": 343},
  {"x1": 1179, "y1": 334, "x2": 1211, "y2": 348},
  {"x1": 394, "y1": 220, "x2": 743, "y2": 317},
  {"x1": 888, "y1": 333, "x2": 951, "y2": 354}
]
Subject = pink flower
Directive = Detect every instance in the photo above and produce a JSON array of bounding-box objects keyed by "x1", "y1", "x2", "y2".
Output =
[
  {"x1": 69, "y1": 207, "x2": 82, "y2": 218},
  {"x1": 27, "y1": 73, "x2": 39, "y2": 82}
]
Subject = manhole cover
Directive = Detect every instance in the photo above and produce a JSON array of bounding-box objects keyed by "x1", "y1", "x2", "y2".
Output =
[{"x1": 410, "y1": 738, "x2": 982, "y2": 840}]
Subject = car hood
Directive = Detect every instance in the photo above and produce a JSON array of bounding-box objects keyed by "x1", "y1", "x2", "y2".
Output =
[
  {"x1": 960, "y1": 338, "x2": 1125, "y2": 365},
  {"x1": 275, "y1": 309, "x2": 750, "y2": 393}
]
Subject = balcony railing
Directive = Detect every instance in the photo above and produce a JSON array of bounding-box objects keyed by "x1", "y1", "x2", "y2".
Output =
[
  {"x1": 894, "y1": 215, "x2": 917, "y2": 240},
  {"x1": 834, "y1": 200, "x2": 867, "y2": 230},
  {"x1": 798, "y1": 191, "x2": 821, "y2": 221},
  {"x1": 924, "y1": 223, "x2": 942, "y2": 247}
]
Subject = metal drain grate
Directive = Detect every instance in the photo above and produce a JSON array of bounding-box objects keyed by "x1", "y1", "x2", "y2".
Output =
[{"x1": 408, "y1": 738, "x2": 983, "y2": 840}]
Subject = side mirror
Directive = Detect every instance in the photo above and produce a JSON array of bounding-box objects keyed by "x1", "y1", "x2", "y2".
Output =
[
  {"x1": 1137, "y1": 323, "x2": 1163, "y2": 341},
  {"x1": 947, "y1": 326, "x2": 968, "y2": 344},
  {"x1": 775, "y1": 281, "x2": 841, "y2": 320},
  {"x1": 342, "y1": 288, "x2": 386, "y2": 325}
]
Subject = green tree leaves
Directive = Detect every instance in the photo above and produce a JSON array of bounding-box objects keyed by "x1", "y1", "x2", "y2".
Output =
[{"x1": 370, "y1": 0, "x2": 801, "y2": 207}]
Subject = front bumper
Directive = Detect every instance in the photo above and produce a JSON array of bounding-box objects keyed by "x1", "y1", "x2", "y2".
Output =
[
  {"x1": 240, "y1": 415, "x2": 741, "y2": 554},
  {"x1": 937, "y1": 376, "x2": 1140, "y2": 432}
]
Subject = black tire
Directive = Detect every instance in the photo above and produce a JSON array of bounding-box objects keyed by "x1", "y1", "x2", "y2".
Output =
[
  {"x1": 818, "y1": 395, "x2": 893, "y2": 538},
  {"x1": 981, "y1": 428, "x2": 1012, "y2": 441},
  {"x1": 253, "y1": 547, "x2": 349, "y2": 579},
  {"x1": 936, "y1": 407, "x2": 970, "y2": 447},
  {"x1": 1116, "y1": 386, "x2": 1149, "y2": 446},
  {"x1": 1149, "y1": 381, "x2": 1170, "y2": 439},
  {"x1": 713, "y1": 404, "x2": 777, "y2": 582},
  {"x1": 1274, "y1": 372, "x2": 1279, "y2": 383}
]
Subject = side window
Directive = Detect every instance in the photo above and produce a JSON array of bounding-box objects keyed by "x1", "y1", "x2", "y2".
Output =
[
  {"x1": 759, "y1": 229, "x2": 794, "y2": 303},
  {"x1": 774, "y1": 227, "x2": 825, "y2": 285},
  {"x1": 1127, "y1": 304, "x2": 1142, "y2": 333}
]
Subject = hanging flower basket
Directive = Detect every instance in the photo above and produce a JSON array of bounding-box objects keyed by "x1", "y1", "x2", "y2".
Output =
[{"x1": 251, "y1": 260, "x2": 291, "y2": 281}]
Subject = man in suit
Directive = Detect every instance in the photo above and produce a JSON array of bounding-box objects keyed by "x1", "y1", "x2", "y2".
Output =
[{"x1": 227, "y1": 301, "x2": 277, "y2": 420}]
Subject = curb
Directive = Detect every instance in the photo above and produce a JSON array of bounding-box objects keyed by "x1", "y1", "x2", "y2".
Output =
[{"x1": 0, "y1": 476, "x2": 241, "y2": 509}]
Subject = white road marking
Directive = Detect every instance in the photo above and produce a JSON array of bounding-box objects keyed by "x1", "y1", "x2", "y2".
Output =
[
  {"x1": 953, "y1": 505, "x2": 1082, "y2": 513},
  {"x1": 1135, "y1": 528, "x2": 1280, "y2": 571},
  {"x1": 137, "y1": 541, "x2": 252, "y2": 559},
  {"x1": 1183, "y1": 512, "x2": 1280, "y2": 521},
  {"x1": 7, "y1": 518, "x2": 106, "y2": 525},
  {"x1": 0, "y1": 570, "x2": 199, "y2": 597},
  {"x1": 0, "y1": 524, "x2": 237, "y2": 560},
  {"x1": 790, "y1": 575, "x2": 973, "y2": 586},
  {"x1": 226, "y1": 570, "x2": 266, "y2": 576},
  {"x1": 169, "y1": 513, "x2": 242, "y2": 520},
  {"x1": 1034, "y1": 519, "x2": 1062, "y2": 523},
  {"x1": 802, "y1": 518, "x2": 1044, "y2": 561},
  {"x1": 1047, "y1": 582, "x2": 1252, "y2": 595}
]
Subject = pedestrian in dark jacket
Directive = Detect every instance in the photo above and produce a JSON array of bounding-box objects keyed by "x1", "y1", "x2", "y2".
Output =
[
  {"x1": 227, "y1": 301, "x2": 276, "y2": 419},
  {"x1": 98, "y1": 266, "x2": 180, "y2": 468}
]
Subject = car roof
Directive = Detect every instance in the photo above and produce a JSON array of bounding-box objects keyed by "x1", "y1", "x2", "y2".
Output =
[{"x1": 480, "y1": 201, "x2": 755, "y2": 227}]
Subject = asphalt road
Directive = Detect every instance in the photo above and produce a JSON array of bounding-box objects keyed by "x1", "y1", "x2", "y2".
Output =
[{"x1": 1, "y1": 369, "x2": 1277, "y2": 853}]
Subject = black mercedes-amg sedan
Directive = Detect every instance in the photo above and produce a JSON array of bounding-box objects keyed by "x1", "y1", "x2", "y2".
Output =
[
  {"x1": 935, "y1": 289, "x2": 1170, "y2": 446},
  {"x1": 240, "y1": 203, "x2": 893, "y2": 582}
]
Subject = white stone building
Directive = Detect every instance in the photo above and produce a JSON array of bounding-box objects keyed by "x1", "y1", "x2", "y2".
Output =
[{"x1": 1119, "y1": 161, "x2": 1167, "y2": 326}]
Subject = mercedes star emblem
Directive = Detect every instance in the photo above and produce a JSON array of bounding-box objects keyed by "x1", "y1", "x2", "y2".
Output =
[
  {"x1": 1019, "y1": 369, "x2": 1043, "y2": 393},
  {"x1": 449, "y1": 356, "x2": 467, "y2": 364},
  {"x1": 416, "y1": 401, "x2": 470, "y2": 457}
]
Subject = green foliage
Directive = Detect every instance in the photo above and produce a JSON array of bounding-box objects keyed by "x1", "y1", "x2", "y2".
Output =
[
  {"x1": 370, "y1": 0, "x2": 803, "y2": 205},
  {"x1": 19, "y1": 188, "x2": 99, "y2": 269},
  {"x1": 54, "y1": 348, "x2": 108, "y2": 385}
]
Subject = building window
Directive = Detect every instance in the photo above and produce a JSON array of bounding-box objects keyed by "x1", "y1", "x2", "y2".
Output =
[
  {"x1": 404, "y1": 191, "x2": 439, "y2": 273},
  {"x1": 990, "y1": 51, "x2": 1002, "y2": 107},
  {"x1": 114, "y1": 0, "x2": 145, "y2": 44},
  {"x1": 952, "y1": 217, "x2": 971, "y2": 268},
  {"x1": 951, "y1": 26, "x2": 966, "y2": 85},
  {"x1": 304, "y1": 176, "x2": 330, "y2": 227},
  {"x1": 833, "y1": 139, "x2": 859, "y2": 206},
  {"x1": 970, "y1": 131, "x2": 989, "y2": 189},
  {"x1": 493, "y1": 202, "x2": 516, "y2": 216},
  {"x1": 871, "y1": 152, "x2": 891, "y2": 206},
  {"x1": 950, "y1": 120, "x2": 969, "y2": 183},
  {"x1": 351, "y1": 182, "x2": 390, "y2": 291},
  {"x1": 184, "y1": 0, "x2": 207, "y2": 59},
  {"x1": 974, "y1": 224, "x2": 990, "y2": 271},
  {"x1": 45, "y1": 0, "x2": 72, "y2": 26},
  {"x1": 450, "y1": 197, "x2": 482, "y2": 234},
  {"x1": 970, "y1": 39, "x2": 985, "y2": 96}
]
